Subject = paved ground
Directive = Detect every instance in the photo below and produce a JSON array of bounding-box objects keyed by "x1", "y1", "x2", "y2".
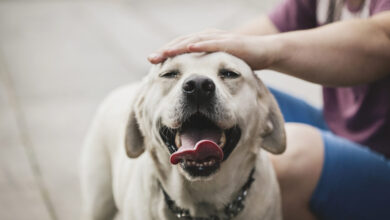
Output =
[{"x1": 0, "y1": 0, "x2": 321, "y2": 219}]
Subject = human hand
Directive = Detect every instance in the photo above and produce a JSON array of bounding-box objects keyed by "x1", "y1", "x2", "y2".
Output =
[{"x1": 148, "y1": 29, "x2": 280, "y2": 70}]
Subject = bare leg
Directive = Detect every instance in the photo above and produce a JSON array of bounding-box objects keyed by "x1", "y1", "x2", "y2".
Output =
[{"x1": 269, "y1": 123, "x2": 324, "y2": 220}]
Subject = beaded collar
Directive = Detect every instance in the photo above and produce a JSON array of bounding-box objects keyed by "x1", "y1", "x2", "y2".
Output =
[{"x1": 160, "y1": 168, "x2": 255, "y2": 220}]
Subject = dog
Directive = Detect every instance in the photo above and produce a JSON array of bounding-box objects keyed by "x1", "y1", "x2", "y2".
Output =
[{"x1": 81, "y1": 52, "x2": 286, "y2": 220}]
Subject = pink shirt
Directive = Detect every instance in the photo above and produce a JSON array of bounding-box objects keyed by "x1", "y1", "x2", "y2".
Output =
[{"x1": 269, "y1": 0, "x2": 390, "y2": 157}]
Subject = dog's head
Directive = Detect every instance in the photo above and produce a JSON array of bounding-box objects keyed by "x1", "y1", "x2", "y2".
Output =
[{"x1": 125, "y1": 52, "x2": 285, "y2": 180}]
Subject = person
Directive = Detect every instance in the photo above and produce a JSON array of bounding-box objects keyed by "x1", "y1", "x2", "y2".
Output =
[{"x1": 147, "y1": 0, "x2": 390, "y2": 219}]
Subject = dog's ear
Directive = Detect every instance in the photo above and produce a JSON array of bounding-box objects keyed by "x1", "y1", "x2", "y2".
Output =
[
  {"x1": 254, "y1": 74, "x2": 286, "y2": 154},
  {"x1": 124, "y1": 109, "x2": 145, "y2": 158},
  {"x1": 261, "y1": 98, "x2": 286, "y2": 154},
  {"x1": 124, "y1": 81, "x2": 149, "y2": 158}
]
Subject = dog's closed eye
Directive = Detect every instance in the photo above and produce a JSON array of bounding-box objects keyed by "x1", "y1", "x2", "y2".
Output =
[
  {"x1": 160, "y1": 70, "x2": 180, "y2": 79},
  {"x1": 219, "y1": 69, "x2": 240, "y2": 79}
]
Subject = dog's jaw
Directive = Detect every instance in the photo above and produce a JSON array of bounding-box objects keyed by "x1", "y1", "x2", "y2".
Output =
[
  {"x1": 155, "y1": 149, "x2": 260, "y2": 217},
  {"x1": 159, "y1": 112, "x2": 241, "y2": 180}
]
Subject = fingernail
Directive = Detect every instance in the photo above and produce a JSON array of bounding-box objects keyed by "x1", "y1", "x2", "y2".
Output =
[{"x1": 148, "y1": 53, "x2": 161, "y2": 60}]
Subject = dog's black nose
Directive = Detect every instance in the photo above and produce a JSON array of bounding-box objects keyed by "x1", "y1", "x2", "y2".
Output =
[{"x1": 182, "y1": 75, "x2": 215, "y2": 102}]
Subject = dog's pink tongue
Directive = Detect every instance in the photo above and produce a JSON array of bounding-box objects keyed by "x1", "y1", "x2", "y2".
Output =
[{"x1": 170, "y1": 129, "x2": 223, "y2": 165}]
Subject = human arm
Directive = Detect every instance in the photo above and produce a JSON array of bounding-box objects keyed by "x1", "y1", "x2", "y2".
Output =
[
  {"x1": 270, "y1": 11, "x2": 390, "y2": 86},
  {"x1": 148, "y1": 11, "x2": 390, "y2": 86},
  {"x1": 148, "y1": 15, "x2": 278, "y2": 65}
]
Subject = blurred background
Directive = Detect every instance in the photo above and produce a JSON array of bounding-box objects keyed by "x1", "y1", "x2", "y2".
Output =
[{"x1": 0, "y1": 0, "x2": 321, "y2": 219}]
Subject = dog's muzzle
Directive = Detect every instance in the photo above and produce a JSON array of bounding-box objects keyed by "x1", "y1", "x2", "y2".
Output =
[{"x1": 159, "y1": 76, "x2": 241, "y2": 177}]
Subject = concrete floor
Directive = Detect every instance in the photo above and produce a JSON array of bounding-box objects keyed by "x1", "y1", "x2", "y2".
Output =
[{"x1": 0, "y1": 0, "x2": 321, "y2": 219}]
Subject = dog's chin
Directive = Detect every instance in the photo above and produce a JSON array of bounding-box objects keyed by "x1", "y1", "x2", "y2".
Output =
[
  {"x1": 177, "y1": 162, "x2": 221, "y2": 181},
  {"x1": 159, "y1": 113, "x2": 241, "y2": 179},
  {"x1": 178, "y1": 158, "x2": 221, "y2": 180}
]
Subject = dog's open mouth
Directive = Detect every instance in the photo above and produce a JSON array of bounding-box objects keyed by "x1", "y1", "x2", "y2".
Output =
[{"x1": 159, "y1": 113, "x2": 241, "y2": 177}]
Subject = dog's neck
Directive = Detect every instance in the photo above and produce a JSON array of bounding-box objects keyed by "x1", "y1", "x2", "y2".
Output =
[
  {"x1": 150, "y1": 147, "x2": 259, "y2": 218},
  {"x1": 159, "y1": 168, "x2": 256, "y2": 219}
]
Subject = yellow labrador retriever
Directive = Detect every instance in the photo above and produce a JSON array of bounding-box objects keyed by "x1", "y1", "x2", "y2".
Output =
[{"x1": 81, "y1": 52, "x2": 285, "y2": 220}]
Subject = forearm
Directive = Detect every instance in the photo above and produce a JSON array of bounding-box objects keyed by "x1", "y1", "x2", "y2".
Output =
[
  {"x1": 234, "y1": 15, "x2": 280, "y2": 36},
  {"x1": 149, "y1": 12, "x2": 390, "y2": 85},
  {"x1": 269, "y1": 12, "x2": 390, "y2": 86}
]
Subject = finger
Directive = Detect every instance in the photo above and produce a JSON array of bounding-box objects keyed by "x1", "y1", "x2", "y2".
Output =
[
  {"x1": 148, "y1": 35, "x2": 203, "y2": 64},
  {"x1": 162, "y1": 33, "x2": 217, "y2": 54},
  {"x1": 164, "y1": 33, "x2": 196, "y2": 48},
  {"x1": 148, "y1": 33, "x2": 197, "y2": 63},
  {"x1": 148, "y1": 53, "x2": 166, "y2": 64},
  {"x1": 188, "y1": 39, "x2": 231, "y2": 53},
  {"x1": 155, "y1": 29, "x2": 224, "y2": 55},
  {"x1": 160, "y1": 34, "x2": 225, "y2": 59},
  {"x1": 148, "y1": 29, "x2": 226, "y2": 64},
  {"x1": 163, "y1": 35, "x2": 204, "y2": 56}
]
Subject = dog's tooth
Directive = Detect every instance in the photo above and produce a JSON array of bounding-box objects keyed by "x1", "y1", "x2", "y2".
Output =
[
  {"x1": 175, "y1": 132, "x2": 181, "y2": 148},
  {"x1": 219, "y1": 132, "x2": 226, "y2": 148}
]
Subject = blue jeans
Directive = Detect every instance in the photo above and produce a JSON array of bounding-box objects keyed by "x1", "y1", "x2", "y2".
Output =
[{"x1": 270, "y1": 88, "x2": 390, "y2": 220}]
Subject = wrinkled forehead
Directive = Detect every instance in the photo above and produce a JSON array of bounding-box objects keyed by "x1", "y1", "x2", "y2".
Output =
[{"x1": 151, "y1": 52, "x2": 252, "y2": 75}]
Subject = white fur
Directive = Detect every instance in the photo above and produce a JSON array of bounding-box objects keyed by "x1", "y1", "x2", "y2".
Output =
[{"x1": 81, "y1": 52, "x2": 285, "y2": 220}]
